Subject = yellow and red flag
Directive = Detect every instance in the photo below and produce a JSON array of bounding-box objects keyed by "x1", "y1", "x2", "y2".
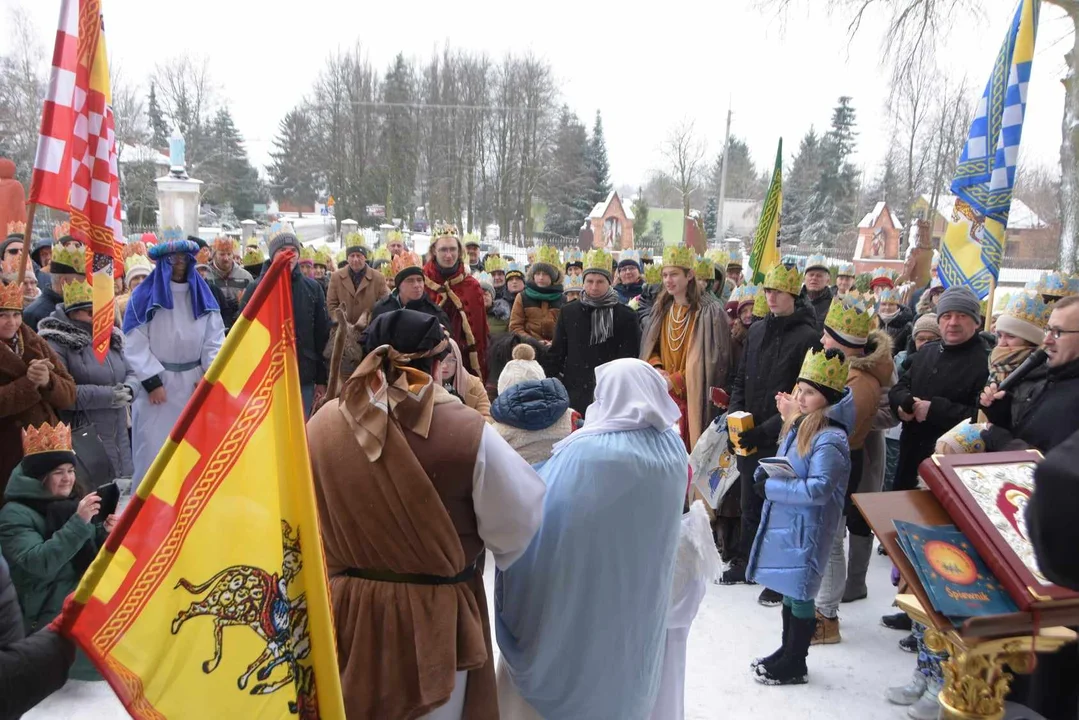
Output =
[
  {"x1": 55, "y1": 253, "x2": 346, "y2": 719},
  {"x1": 29, "y1": 0, "x2": 122, "y2": 362}
]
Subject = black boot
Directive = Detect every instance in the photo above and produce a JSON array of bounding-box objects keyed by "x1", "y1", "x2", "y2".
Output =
[
  {"x1": 751, "y1": 603, "x2": 791, "y2": 671},
  {"x1": 756, "y1": 614, "x2": 814, "y2": 686}
]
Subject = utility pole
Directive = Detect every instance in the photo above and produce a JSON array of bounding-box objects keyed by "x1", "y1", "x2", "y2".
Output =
[{"x1": 715, "y1": 99, "x2": 732, "y2": 245}]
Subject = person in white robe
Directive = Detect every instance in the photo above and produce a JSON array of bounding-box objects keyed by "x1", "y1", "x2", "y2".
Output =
[
  {"x1": 495, "y1": 358, "x2": 688, "y2": 720},
  {"x1": 122, "y1": 239, "x2": 224, "y2": 491}
]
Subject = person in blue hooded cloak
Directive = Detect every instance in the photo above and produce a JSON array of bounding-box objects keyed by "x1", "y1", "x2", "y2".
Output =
[{"x1": 494, "y1": 357, "x2": 689, "y2": 720}]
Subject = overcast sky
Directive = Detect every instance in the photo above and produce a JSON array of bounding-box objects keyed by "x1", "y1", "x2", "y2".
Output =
[{"x1": 2, "y1": 0, "x2": 1072, "y2": 191}]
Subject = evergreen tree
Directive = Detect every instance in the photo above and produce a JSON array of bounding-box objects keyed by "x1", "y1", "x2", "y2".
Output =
[
  {"x1": 710, "y1": 136, "x2": 765, "y2": 200},
  {"x1": 147, "y1": 83, "x2": 169, "y2": 149},
  {"x1": 631, "y1": 188, "x2": 649, "y2": 239},
  {"x1": 121, "y1": 160, "x2": 159, "y2": 226},
  {"x1": 865, "y1": 153, "x2": 904, "y2": 220},
  {"x1": 584, "y1": 110, "x2": 612, "y2": 207},
  {"x1": 380, "y1": 54, "x2": 419, "y2": 223},
  {"x1": 269, "y1": 108, "x2": 319, "y2": 218},
  {"x1": 650, "y1": 219, "x2": 664, "y2": 243},
  {"x1": 704, "y1": 196, "x2": 718, "y2": 238},
  {"x1": 783, "y1": 128, "x2": 825, "y2": 243},
  {"x1": 201, "y1": 108, "x2": 264, "y2": 219},
  {"x1": 806, "y1": 96, "x2": 860, "y2": 246},
  {"x1": 543, "y1": 107, "x2": 592, "y2": 238}
]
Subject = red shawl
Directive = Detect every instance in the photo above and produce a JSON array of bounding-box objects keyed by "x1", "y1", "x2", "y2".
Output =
[{"x1": 423, "y1": 260, "x2": 489, "y2": 381}]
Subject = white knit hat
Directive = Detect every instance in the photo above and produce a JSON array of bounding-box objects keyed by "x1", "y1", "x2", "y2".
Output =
[{"x1": 498, "y1": 343, "x2": 545, "y2": 394}]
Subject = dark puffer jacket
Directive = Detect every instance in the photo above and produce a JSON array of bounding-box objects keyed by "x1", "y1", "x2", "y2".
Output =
[
  {"x1": 241, "y1": 263, "x2": 330, "y2": 386},
  {"x1": 982, "y1": 357, "x2": 1079, "y2": 454},
  {"x1": 804, "y1": 287, "x2": 833, "y2": 331},
  {"x1": 1, "y1": 550, "x2": 74, "y2": 719},
  {"x1": 729, "y1": 298, "x2": 820, "y2": 452}
]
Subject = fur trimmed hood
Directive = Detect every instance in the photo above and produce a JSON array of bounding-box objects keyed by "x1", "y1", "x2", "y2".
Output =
[
  {"x1": 38, "y1": 309, "x2": 124, "y2": 351},
  {"x1": 848, "y1": 329, "x2": 894, "y2": 387}
]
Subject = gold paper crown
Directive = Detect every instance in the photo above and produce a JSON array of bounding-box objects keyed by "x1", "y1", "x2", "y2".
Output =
[
  {"x1": 195, "y1": 247, "x2": 211, "y2": 265},
  {"x1": 584, "y1": 248, "x2": 613, "y2": 274},
  {"x1": 62, "y1": 280, "x2": 94, "y2": 308},
  {"x1": 463, "y1": 232, "x2": 482, "y2": 247},
  {"x1": 299, "y1": 246, "x2": 316, "y2": 263},
  {"x1": 763, "y1": 264, "x2": 802, "y2": 295},
  {"x1": 52, "y1": 221, "x2": 71, "y2": 241},
  {"x1": 123, "y1": 240, "x2": 147, "y2": 259},
  {"x1": 124, "y1": 254, "x2": 153, "y2": 276},
  {"x1": 6, "y1": 221, "x2": 26, "y2": 237},
  {"x1": 752, "y1": 287, "x2": 769, "y2": 318},
  {"x1": 380, "y1": 262, "x2": 395, "y2": 279},
  {"x1": 314, "y1": 249, "x2": 332, "y2": 267},
  {"x1": 644, "y1": 263, "x2": 662, "y2": 284},
  {"x1": 869, "y1": 267, "x2": 899, "y2": 287},
  {"x1": 663, "y1": 245, "x2": 695, "y2": 270},
  {"x1": 372, "y1": 246, "x2": 391, "y2": 262},
  {"x1": 485, "y1": 256, "x2": 508, "y2": 273},
  {"x1": 22, "y1": 422, "x2": 73, "y2": 456},
  {"x1": 694, "y1": 255, "x2": 715, "y2": 281},
  {"x1": 242, "y1": 248, "x2": 265, "y2": 266},
  {"x1": 384, "y1": 229, "x2": 405, "y2": 245},
  {"x1": 52, "y1": 245, "x2": 87, "y2": 273},
  {"x1": 798, "y1": 348, "x2": 850, "y2": 394},
  {"x1": 0, "y1": 281, "x2": 22, "y2": 310},
  {"x1": 433, "y1": 223, "x2": 459, "y2": 239},
  {"x1": 343, "y1": 232, "x2": 365, "y2": 248},
  {"x1": 534, "y1": 245, "x2": 561, "y2": 267},
  {"x1": 706, "y1": 248, "x2": 730, "y2": 269},
  {"x1": 212, "y1": 236, "x2": 235, "y2": 254},
  {"x1": 825, "y1": 295, "x2": 872, "y2": 342}
]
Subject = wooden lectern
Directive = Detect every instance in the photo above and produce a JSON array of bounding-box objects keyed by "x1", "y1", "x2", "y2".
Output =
[{"x1": 855, "y1": 489, "x2": 1079, "y2": 720}]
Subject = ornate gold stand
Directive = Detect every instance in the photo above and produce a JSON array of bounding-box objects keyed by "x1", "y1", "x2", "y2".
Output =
[{"x1": 896, "y1": 594, "x2": 1076, "y2": 720}]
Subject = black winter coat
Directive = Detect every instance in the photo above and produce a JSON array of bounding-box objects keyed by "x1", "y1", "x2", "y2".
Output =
[
  {"x1": 1027, "y1": 428, "x2": 1079, "y2": 591},
  {"x1": 369, "y1": 291, "x2": 452, "y2": 332},
  {"x1": 544, "y1": 299, "x2": 641, "y2": 415},
  {"x1": 729, "y1": 298, "x2": 820, "y2": 452},
  {"x1": 0, "y1": 553, "x2": 73, "y2": 720},
  {"x1": 889, "y1": 334, "x2": 989, "y2": 490},
  {"x1": 878, "y1": 305, "x2": 914, "y2": 357},
  {"x1": 982, "y1": 358, "x2": 1079, "y2": 454},
  {"x1": 241, "y1": 264, "x2": 330, "y2": 386},
  {"x1": 21, "y1": 288, "x2": 63, "y2": 333},
  {"x1": 805, "y1": 287, "x2": 832, "y2": 331}
]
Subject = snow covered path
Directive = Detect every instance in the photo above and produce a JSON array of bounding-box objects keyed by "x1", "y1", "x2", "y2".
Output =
[{"x1": 26, "y1": 542, "x2": 914, "y2": 719}]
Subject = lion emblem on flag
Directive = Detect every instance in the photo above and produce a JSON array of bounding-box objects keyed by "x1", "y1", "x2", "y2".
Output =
[{"x1": 170, "y1": 520, "x2": 317, "y2": 718}]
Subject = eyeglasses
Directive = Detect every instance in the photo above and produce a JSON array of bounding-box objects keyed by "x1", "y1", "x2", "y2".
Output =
[{"x1": 1045, "y1": 326, "x2": 1079, "y2": 340}]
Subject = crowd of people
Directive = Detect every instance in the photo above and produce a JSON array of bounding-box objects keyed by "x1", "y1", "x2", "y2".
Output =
[{"x1": 1, "y1": 217, "x2": 1079, "y2": 719}]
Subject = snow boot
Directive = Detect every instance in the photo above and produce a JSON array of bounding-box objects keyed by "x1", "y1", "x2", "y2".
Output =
[
  {"x1": 810, "y1": 610, "x2": 841, "y2": 645},
  {"x1": 718, "y1": 564, "x2": 756, "y2": 586},
  {"x1": 886, "y1": 670, "x2": 928, "y2": 706},
  {"x1": 907, "y1": 677, "x2": 943, "y2": 720},
  {"x1": 755, "y1": 615, "x2": 814, "y2": 686},
  {"x1": 758, "y1": 587, "x2": 783, "y2": 607},
  {"x1": 841, "y1": 534, "x2": 874, "y2": 603},
  {"x1": 751, "y1": 603, "x2": 792, "y2": 671}
]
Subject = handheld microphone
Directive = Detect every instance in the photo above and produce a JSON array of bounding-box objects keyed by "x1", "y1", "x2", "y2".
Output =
[{"x1": 998, "y1": 349, "x2": 1048, "y2": 393}]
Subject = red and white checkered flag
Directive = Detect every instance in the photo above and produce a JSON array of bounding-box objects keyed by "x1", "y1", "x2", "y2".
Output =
[{"x1": 28, "y1": 0, "x2": 79, "y2": 210}]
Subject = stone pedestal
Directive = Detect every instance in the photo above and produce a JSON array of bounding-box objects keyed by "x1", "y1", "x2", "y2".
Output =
[
  {"x1": 241, "y1": 219, "x2": 257, "y2": 242},
  {"x1": 155, "y1": 175, "x2": 203, "y2": 239}
]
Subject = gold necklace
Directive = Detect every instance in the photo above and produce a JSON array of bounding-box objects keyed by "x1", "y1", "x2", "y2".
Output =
[{"x1": 666, "y1": 303, "x2": 691, "y2": 353}]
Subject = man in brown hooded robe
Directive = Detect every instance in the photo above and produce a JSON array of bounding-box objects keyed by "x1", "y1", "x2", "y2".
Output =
[{"x1": 307, "y1": 309, "x2": 545, "y2": 719}]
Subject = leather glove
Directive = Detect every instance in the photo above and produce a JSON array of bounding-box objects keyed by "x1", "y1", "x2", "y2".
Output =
[
  {"x1": 739, "y1": 425, "x2": 770, "y2": 451},
  {"x1": 110, "y1": 383, "x2": 134, "y2": 408},
  {"x1": 754, "y1": 477, "x2": 769, "y2": 500}
]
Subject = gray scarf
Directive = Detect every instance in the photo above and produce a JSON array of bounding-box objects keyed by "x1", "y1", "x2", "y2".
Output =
[{"x1": 580, "y1": 288, "x2": 620, "y2": 345}]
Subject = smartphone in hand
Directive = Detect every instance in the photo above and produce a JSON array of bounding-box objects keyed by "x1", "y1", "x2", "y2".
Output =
[{"x1": 92, "y1": 482, "x2": 120, "y2": 525}]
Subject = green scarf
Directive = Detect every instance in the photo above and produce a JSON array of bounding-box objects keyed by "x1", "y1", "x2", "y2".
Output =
[{"x1": 524, "y1": 283, "x2": 563, "y2": 303}]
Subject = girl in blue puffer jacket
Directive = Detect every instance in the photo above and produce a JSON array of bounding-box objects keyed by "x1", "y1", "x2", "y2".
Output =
[{"x1": 747, "y1": 347, "x2": 853, "y2": 686}]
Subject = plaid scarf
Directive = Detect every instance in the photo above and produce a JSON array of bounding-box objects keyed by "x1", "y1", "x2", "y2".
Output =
[{"x1": 989, "y1": 344, "x2": 1035, "y2": 385}]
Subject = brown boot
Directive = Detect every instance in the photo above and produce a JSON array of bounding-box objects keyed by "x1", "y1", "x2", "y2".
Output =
[{"x1": 810, "y1": 610, "x2": 841, "y2": 645}]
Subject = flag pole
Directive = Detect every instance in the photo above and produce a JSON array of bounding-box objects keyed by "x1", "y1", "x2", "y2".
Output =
[
  {"x1": 14, "y1": 203, "x2": 37, "y2": 285},
  {"x1": 984, "y1": 277, "x2": 996, "y2": 332}
]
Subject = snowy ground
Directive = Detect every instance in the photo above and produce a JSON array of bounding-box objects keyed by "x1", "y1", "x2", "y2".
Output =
[{"x1": 26, "y1": 542, "x2": 915, "y2": 720}]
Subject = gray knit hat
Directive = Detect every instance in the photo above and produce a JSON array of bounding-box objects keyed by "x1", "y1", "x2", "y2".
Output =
[
  {"x1": 268, "y1": 232, "x2": 302, "y2": 258},
  {"x1": 935, "y1": 285, "x2": 982, "y2": 322},
  {"x1": 912, "y1": 313, "x2": 942, "y2": 341}
]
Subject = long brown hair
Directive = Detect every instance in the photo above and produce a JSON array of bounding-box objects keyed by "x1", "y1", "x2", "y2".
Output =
[
  {"x1": 652, "y1": 268, "x2": 703, "y2": 319},
  {"x1": 780, "y1": 408, "x2": 831, "y2": 457}
]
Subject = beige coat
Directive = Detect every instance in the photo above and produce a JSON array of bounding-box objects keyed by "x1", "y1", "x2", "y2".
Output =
[
  {"x1": 462, "y1": 373, "x2": 492, "y2": 421},
  {"x1": 326, "y1": 265, "x2": 388, "y2": 325}
]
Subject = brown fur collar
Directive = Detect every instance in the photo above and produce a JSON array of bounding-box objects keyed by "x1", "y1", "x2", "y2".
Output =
[{"x1": 848, "y1": 330, "x2": 894, "y2": 385}]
